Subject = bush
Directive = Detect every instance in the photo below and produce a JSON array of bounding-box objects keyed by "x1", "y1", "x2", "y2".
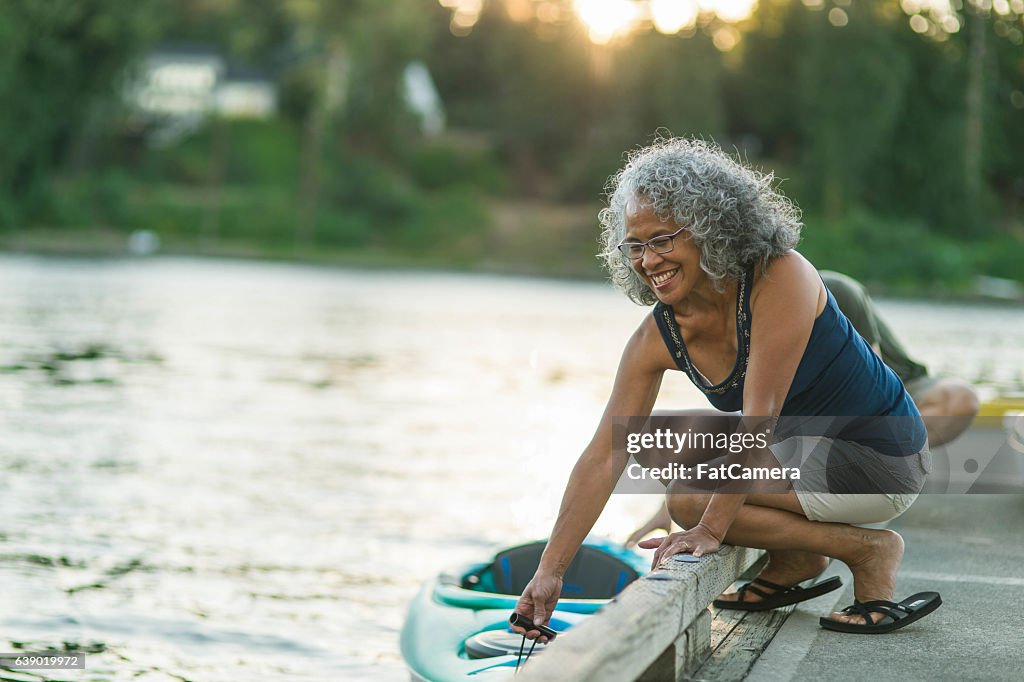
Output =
[
  {"x1": 222, "y1": 119, "x2": 301, "y2": 186},
  {"x1": 316, "y1": 210, "x2": 373, "y2": 249},
  {"x1": 800, "y1": 210, "x2": 973, "y2": 291},
  {"x1": 31, "y1": 178, "x2": 90, "y2": 227},
  {"x1": 968, "y1": 234, "x2": 1024, "y2": 283},
  {"x1": 123, "y1": 186, "x2": 202, "y2": 237},
  {"x1": 214, "y1": 188, "x2": 294, "y2": 245},
  {"x1": 149, "y1": 133, "x2": 212, "y2": 186},
  {"x1": 402, "y1": 186, "x2": 489, "y2": 258},
  {"x1": 404, "y1": 143, "x2": 507, "y2": 194},
  {"x1": 92, "y1": 169, "x2": 135, "y2": 226},
  {"x1": 30, "y1": 172, "x2": 128, "y2": 229},
  {"x1": 0, "y1": 194, "x2": 21, "y2": 229},
  {"x1": 322, "y1": 154, "x2": 423, "y2": 245},
  {"x1": 140, "y1": 118, "x2": 300, "y2": 187}
]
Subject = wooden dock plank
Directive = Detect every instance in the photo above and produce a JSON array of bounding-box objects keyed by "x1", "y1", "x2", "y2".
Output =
[
  {"x1": 516, "y1": 545, "x2": 764, "y2": 682},
  {"x1": 709, "y1": 605, "x2": 745, "y2": 651},
  {"x1": 687, "y1": 602, "x2": 797, "y2": 681}
]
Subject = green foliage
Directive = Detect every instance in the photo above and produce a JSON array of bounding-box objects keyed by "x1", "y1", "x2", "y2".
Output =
[
  {"x1": 799, "y1": 211, "x2": 973, "y2": 291},
  {"x1": 862, "y1": 34, "x2": 972, "y2": 235},
  {"x1": 404, "y1": 143, "x2": 507, "y2": 194},
  {"x1": 560, "y1": 31, "x2": 726, "y2": 200},
  {"x1": 315, "y1": 210, "x2": 373, "y2": 249},
  {"x1": 428, "y1": 5, "x2": 595, "y2": 196},
  {"x1": 796, "y1": 3, "x2": 910, "y2": 221},
  {"x1": 145, "y1": 133, "x2": 213, "y2": 186},
  {"x1": 117, "y1": 183, "x2": 297, "y2": 246},
  {"x1": 221, "y1": 119, "x2": 301, "y2": 185},
  {"x1": 725, "y1": 0, "x2": 805, "y2": 156},
  {"x1": 732, "y1": 2, "x2": 913, "y2": 221},
  {"x1": 132, "y1": 119, "x2": 301, "y2": 187},
  {"x1": 1, "y1": 0, "x2": 1021, "y2": 291},
  {"x1": 984, "y1": 15, "x2": 1024, "y2": 217},
  {"x1": 314, "y1": 172, "x2": 490, "y2": 258},
  {"x1": 123, "y1": 186, "x2": 202, "y2": 238},
  {"x1": 31, "y1": 169, "x2": 136, "y2": 229},
  {"x1": 323, "y1": 154, "x2": 422, "y2": 236},
  {"x1": 341, "y1": 0, "x2": 435, "y2": 153},
  {"x1": 0, "y1": 0, "x2": 160, "y2": 222},
  {"x1": 308, "y1": 147, "x2": 492, "y2": 256},
  {"x1": 557, "y1": 139, "x2": 634, "y2": 203},
  {"x1": 967, "y1": 234, "x2": 1024, "y2": 282},
  {"x1": 151, "y1": 0, "x2": 291, "y2": 65},
  {"x1": 408, "y1": 187, "x2": 490, "y2": 258},
  {"x1": 730, "y1": 1, "x2": 1021, "y2": 236},
  {"x1": 612, "y1": 31, "x2": 725, "y2": 140}
]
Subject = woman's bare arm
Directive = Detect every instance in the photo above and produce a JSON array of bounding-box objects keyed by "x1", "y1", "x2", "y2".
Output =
[
  {"x1": 538, "y1": 316, "x2": 667, "y2": 574},
  {"x1": 697, "y1": 252, "x2": 824, "y2": 540},
  {"x1": 513, "y1": 316, "x2": 668, "y2": 634}
]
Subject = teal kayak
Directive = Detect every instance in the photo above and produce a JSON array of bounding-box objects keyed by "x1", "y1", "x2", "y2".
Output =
[{"x1": 400, "y1": 538, "x2": 647, "y2": 681}]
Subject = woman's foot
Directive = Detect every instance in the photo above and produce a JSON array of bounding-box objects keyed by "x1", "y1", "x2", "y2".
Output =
[
  {"x1": 715, "y1": 550, "x2": 829, "y2": 604},
  {"x1": 828, "y1": 529, "x2": 905, "y2": 625}
]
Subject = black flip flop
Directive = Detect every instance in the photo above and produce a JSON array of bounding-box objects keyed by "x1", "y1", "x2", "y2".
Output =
[
  {"x1": 713, "y1": 575, "x2": 843, "y2": 611},
  {"x1": 819, "y1": 592, "x2": 942, "y2": 634}
]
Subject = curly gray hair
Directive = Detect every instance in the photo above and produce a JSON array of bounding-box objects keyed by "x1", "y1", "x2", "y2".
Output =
[{"x1": 598, "y1": 137, "x2": 802, "y2": 306}]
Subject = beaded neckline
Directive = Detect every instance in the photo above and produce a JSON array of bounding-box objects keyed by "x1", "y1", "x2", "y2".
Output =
[{"x1": 653, "y1": 266, "x2": 753, "y2": 396}]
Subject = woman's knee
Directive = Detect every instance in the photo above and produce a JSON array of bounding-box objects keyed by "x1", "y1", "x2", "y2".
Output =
[
  {"x1": 920, "y1": 379, "x2": 979, "y2": 419},
  {"x1": 947, "y1": 382, "x2": 980, "y2": 419}
]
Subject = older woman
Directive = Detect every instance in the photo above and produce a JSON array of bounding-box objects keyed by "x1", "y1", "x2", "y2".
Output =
[{"x1": 512, "y1": 138, "x2": 938, "y2": 637}]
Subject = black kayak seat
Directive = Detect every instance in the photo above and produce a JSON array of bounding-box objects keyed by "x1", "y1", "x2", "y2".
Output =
[{"x1": 490, "y1": 541, "x2": 639, "y2": 599}]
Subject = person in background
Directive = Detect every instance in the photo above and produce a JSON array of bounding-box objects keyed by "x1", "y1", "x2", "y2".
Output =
[
  {"x1": 819, "y1": 271, "x2": 979, "y2": 448},
  {"x1": 626, "y1": 270, "x2": 980, "y2": 547}
]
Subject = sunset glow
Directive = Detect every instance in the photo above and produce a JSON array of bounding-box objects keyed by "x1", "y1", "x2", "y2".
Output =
[
  {"x1": 438, "y1": 0, "x2": 762, "y2": 43},
  {"x1": 574, "y1": 0, "x2": 640, "y2": 44},
  {"x1": 576, "y1": 0, "x2": 758, "y2": 43},
  {"x1": 649, "y1": 0, "x2": 699, "y2": 34},
  {"x1": 702, "y1": 0, "x2": 758, "y2": 24}
]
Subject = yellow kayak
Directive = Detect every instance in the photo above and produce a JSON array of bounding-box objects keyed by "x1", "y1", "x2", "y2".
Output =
[{"x1": 977, "y1": 395, "x2": 1024, "y2": 419}]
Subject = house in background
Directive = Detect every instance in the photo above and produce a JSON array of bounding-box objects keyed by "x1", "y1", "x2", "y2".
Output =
[
  {"x1": 129, "y1": 43, "x2": 441, "y2": 143},
  {"x1": 131, "y1": 45, "x2": 224, "y2": 118},
  {"x1": 215, "y1": 64, "x2": 277, "y2": 120},
  {"x1": 128, "y1": 43, "x2": 277, "y2": 145}
]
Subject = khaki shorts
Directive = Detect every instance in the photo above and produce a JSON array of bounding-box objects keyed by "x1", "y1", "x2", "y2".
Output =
[
  {"x1": 769, "y1": 436, "x2": 932, "y2": 524},
  {"x1": 794, "y1": 488, "x2": 922, "y2": 524}
]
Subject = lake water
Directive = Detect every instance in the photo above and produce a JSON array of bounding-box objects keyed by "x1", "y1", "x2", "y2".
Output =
[{"x1": 1, "y1": 254, "x2": 1021, "y2": 681}]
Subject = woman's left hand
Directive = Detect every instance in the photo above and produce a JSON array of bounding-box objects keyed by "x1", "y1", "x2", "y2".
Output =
[{"x1": 637, "y1": 525, "x2": 722, "y2": 569}]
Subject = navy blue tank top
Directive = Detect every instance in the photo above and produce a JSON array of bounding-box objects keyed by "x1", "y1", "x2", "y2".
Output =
[{"x1": 652, "y1": 265, "x2": 927, "y2": 456}]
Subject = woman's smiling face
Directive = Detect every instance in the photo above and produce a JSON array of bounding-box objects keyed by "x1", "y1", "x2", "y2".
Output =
[{"x1": 623, "y1": 196, "x2": 704, "y2": 305}]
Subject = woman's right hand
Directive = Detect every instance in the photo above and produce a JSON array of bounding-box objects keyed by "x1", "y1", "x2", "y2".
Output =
[{"x1": 511, "y1": 572, "x2": 562, "y2": 642}]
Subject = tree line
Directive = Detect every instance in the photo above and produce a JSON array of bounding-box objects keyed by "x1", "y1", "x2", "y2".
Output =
[{"x1": 0, "y1": 0, "x2": 1020, "y2": 289}]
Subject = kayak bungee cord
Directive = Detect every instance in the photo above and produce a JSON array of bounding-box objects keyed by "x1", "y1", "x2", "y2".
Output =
[
  {"x1": 514, "y1": 634, "x2": 538, "y2": 674},
  {"x1": 508, "y1": 612, "x2": 556, "y2": 674}
]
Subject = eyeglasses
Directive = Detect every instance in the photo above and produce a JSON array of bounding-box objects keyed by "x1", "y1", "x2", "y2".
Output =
[{"x1": 616, "y1": 226, "x2": 688, "y2": 261}]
